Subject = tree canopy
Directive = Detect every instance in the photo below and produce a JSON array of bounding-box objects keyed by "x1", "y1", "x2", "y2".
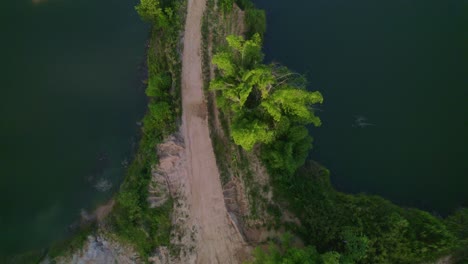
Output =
[{"x1": 210, "y1": 34, "x2": 323, "y2": 175}]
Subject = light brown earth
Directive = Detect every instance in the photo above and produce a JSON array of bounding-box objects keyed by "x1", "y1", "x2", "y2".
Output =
[{"x1": 180, "y1": 0, "x2": 248, "y2": 263}]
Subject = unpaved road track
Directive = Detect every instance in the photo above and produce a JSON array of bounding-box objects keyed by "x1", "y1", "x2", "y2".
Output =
[{"x1": 181, "y1": 0, "x2": 247, "y2": 263}]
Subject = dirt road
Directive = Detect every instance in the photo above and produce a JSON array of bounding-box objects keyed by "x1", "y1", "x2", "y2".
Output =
[{"x1": 180, "y1": 0, "x2": 247, "y2": 263}]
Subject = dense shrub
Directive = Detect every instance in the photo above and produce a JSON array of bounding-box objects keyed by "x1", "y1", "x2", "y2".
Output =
[{"x1": 266, "y1": 161, "x2": 459, "y2": 263}]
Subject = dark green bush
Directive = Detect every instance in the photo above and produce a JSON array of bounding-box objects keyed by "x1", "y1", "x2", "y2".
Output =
[
  {"x1": 266, "y1": 161, "x2": 459, "y2": 263},
  {"x1": 219, "y1": 0, "x2": 234, "y2": 13},
  {"x1": 245, "y1": 8, "x2": 266, "y2": 38}
]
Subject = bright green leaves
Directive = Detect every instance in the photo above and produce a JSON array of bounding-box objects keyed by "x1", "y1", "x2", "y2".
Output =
[
  {"x1": 242, "y1": 66, "x2": 275, "y2": 99},
  {"x1": 241, "y1": 34, "x2": 263, "y2": 68},
  {"x1": 135, "y1": 0, "x2": 172, "y2": 29},
  {"x1": 211, "y1": 34, "x2": 265, "y2": 111},
  {"x1": 225, "y1": 34, "x2": 263, "y2": 69},
  {"x1": 226, "y1": 34, "x2": 244, "y2": 51},
  {"x1": 262, "y1": 126, "x2": 313, "y2": 176},
  {"x1": 210, "y1": 78, "x2": 252, "y2": 111},
  {"x1": 221, "y1": 82, "x2": 253, "y2": 111},
  {"x1": 260, "y1": 87, "x2": 322, "y2": 174},
  {"x1": 212, "y1": 52, "x2": 236, "y2": 77},
  {"x1": 233, "y1": 83, "x2": 254, "y2": 108},
  {"x1": 219, "y1": 0, "x2": 234, "y2": 13},
  {"x1": 262, "y1": 88, "x2": 323, "y2": 125},
  {"x1": 211, "y1": 34, "x2": 323, "y2": 176},
  {"x1": 231, "y1": 117, "x2": 275, "y2": 151},
  {"x1": 135, "y1": 0, "x2": 159, "y2": 21},
  {"x1": 136, "y1": 0, "x2": 163, "y2": 24}
]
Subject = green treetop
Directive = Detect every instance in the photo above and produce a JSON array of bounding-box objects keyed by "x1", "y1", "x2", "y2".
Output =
[{"x1": 210, "y1": 34, "x2": 323, "y2": 175}]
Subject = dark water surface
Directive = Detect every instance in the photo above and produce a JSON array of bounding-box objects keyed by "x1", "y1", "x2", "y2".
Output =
[
  {"x1": 0, "y1": 0, "x2": 147, "y2": 256},
  {"x1": 255, "y1": 0, "x2": 467, "y2": 214}
]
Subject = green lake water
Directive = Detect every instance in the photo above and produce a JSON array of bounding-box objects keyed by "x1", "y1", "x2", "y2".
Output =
[
  {"x1": 254, "y1": 0, "x2": 468, "y2": 214},
  {"x1": 0, "y1": 0, "x2": 147, "y2": 256}
]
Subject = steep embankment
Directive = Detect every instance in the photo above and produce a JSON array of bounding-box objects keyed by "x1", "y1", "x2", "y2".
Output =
[{"x1": 180, "y1": 0, "x2": 248, "y2": 263}]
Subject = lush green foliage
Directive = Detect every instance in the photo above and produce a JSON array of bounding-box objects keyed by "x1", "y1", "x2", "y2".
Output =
[
  {"x1": 247, "y1": 244, "x2": 334, "y2": 264},
  {"x1": 210, "y1": 34, "x2": 322, "y2": 175},
  {"x1": 135, "y1": 0, "x2": 172, "y2": 28},
  {"x1": 109, "y1": 0, "x2": 184, "y2": 258},
  {"x1": 445, "y1": 209, "x2": 468, "y2": 263},
  {"x1": 246, "y1": 233, "x2": 343, "y2": 264},
  {"x1": 267, "y1": 161, "x2": 460, "y2": 263},
  {"x1": 146, "y1": 73, "x2": 171, "y2": 98},
  {"x1": 446, "y1": 209, "x2": 468, "y2": 242},
  {"x1": 262, "y1": 126, "x2": 312, "y2": 176},
  {"x1": 219, "y1": 0, "x2": 234, "y2": 13},
  {"x1": 231, "y1": 117, "x2": 275, "y2": 151}
]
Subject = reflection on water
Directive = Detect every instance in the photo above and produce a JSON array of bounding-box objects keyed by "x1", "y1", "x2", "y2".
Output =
[
  {"x1": 352, "y1": 115, "x2": 375, "y2": 128},
  {"x1": 32, "y1": 0, "x2": 47, "y2": 5},
  {"x1": 0, "y1": 0, "x2": 148, "y2": 257},
  {"x1": 94, "y1": 178, "x2": 112, "y2": 192}
]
